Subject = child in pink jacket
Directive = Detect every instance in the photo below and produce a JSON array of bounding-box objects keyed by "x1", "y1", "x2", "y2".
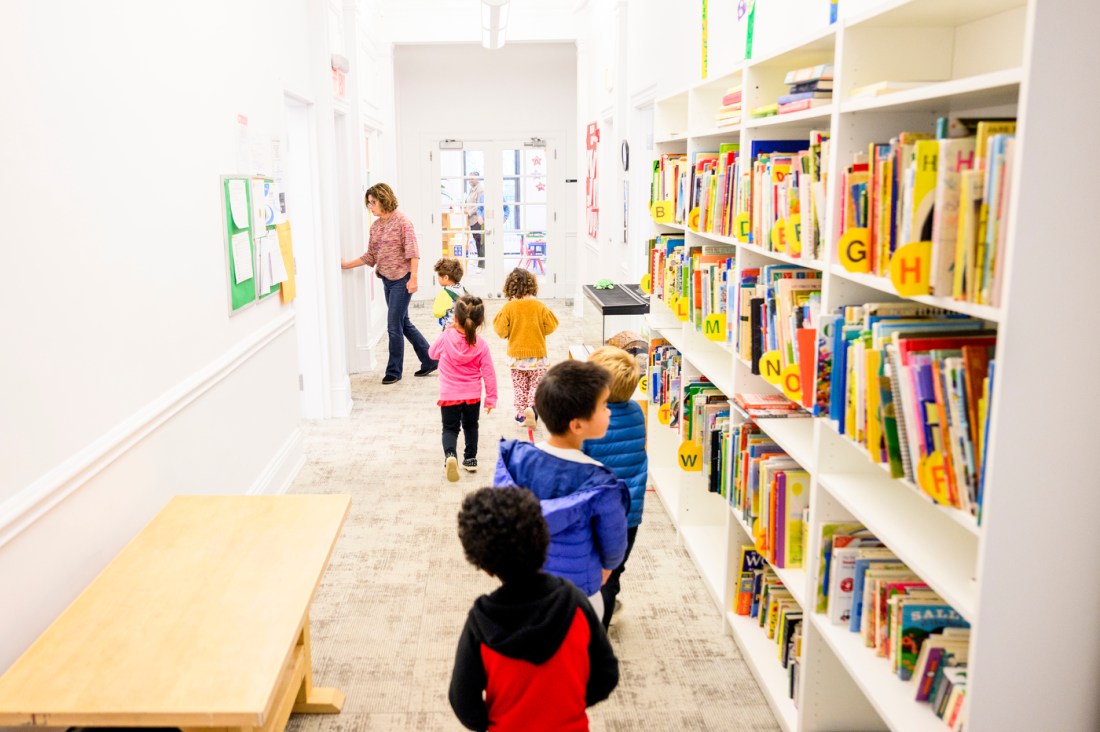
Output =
[{"x1": 429, "y1": 294, "x2": 498, "y2": 482}]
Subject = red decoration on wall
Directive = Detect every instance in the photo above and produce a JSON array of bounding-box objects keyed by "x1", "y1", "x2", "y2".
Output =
[{"x1": 586, "y1": 122, "x2": 600, "y2": 239}]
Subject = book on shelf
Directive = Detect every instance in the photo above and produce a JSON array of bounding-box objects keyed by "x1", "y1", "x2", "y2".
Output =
[
  {"x1": 778, "y1": 98, "x2": 829, "y2": 114},
  {"x1": 734, "y1": 544, "x2": 765, "y2": 615},
  {"x1": 813, "y1": 522, "x2": 871, "y2": 614},
  {"x1": 783, "y1": 63, "x2": 834, "y2": 84},
  {"x1": 749, "y1": 103, "x2": 778, "y2": 118}
]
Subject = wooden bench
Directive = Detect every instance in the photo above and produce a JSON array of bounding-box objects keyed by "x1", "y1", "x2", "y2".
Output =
[{"x1": 0, "y1": 494, "x2": 351, "y2": 732}]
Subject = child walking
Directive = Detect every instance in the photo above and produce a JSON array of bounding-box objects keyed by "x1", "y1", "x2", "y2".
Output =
[
  {"x1": 494, "y1": 360, "x2": 630, "y2": 620},
  {"x1": 449, "y1": 486, "x2": 619, "y2": 731},
  {"x1": 429, "y1": 295, "x2": 497, "y2": 482},
  {"x1": 492, "y1": 268, "x2": 558, "y2": 428},
  {"x1": 581, "y1": 346, "x2": 648, "y2": 629},
  {"x1": 432, "y1": 257, "x2": 468, "y2": 330}
]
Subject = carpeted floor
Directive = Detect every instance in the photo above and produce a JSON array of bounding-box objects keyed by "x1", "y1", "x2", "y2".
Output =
[{"x1": 286, "y1": 298, "x2": 780, "y2": 731}]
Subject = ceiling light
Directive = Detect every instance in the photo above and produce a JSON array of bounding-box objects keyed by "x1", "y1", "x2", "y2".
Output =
[{"x1": 481, "y1": 0, "x2": 509, "y2": 50}]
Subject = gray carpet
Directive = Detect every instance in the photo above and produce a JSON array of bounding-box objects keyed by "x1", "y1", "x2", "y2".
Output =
[{"x1": 287, "y1": 298, "x2": 780, "y2": 731}]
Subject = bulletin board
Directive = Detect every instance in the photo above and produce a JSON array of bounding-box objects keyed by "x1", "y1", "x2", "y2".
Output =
[{"x1": 222, "y1": 175, "x2": 291, "y2": 315}]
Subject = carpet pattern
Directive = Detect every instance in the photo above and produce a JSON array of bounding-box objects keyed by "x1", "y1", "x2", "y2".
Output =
[{"x1": 286, "y1": 298, "x2": 780, "y2": 732}]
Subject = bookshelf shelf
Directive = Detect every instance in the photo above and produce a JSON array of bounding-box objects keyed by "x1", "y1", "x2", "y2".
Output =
[
  {"x1": 745, "y1": 105, "x2": 833, "y2": 130},
  {"x1": 681, "y1": 327, "x2": 736, "y2": 396},
  {"x1": 817, "y1": 473, "x2": 978, "y2": 621},
  {"x1": 741, "y1": 239, "x2": 825, "y2": 271},
  {"x1": 828, "y1": 265, "x2": 1002, "y2": 323},
  {"x1": 690, "y1": 126, "x2": 741, "y2": 140},
  {"x1": 654, "y1": 133, "x2": 688, "y2": 144},
  {"x1": 844, "y1": 0, "x2": 1027, "y2": 30},
  {"x1": 811, "y1": 614, "x2": 951, "y2": 732},
  {"x1": 681, "y1": 522, "x2": 728, "y2": 611},
  {"x1": 726, "y1": 610, "x2": 799, "y2": 732},
  {"x1": 655, "y1": 323, "x2": 686, "y2": 354},
  {"x1": 729, "y1": 509, "x2": 809, "y2": 610},
  {"x1": 755, "y1": 417, "x2": 816, "y2": 473},
  {"x1": 840, "y1": 68, "x2": 1023, "y2": 115},
  {"x1": 822, "y1": 419, "x2": 982, "y2": 538}
]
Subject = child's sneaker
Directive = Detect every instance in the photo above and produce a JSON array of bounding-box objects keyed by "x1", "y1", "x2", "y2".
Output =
[
  {"x1": 463, "y1": 458, "x2": 478, "y2": 473},
  {"x1": 445, "y1": 455, "x2": 459, "y2": 482},
  {"x1": 523, "y1": 407, "x2": 537, "y2": 429},
  {"x1": 514, "y1": 414, "x2": 526, "y2": 426}
]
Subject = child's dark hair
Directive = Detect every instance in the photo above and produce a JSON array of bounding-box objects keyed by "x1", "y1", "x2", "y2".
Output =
[
  {"x1": 534, "y1": 361, "x2": 611, "y2": 435},
  {"x1": 434, "y1": 257, "x2": 464, "y2": 284},
  {"x1": 454, "y1": 294, "x2": 485, "y2": 346},
  {"x1": 503, "y1": 268, "x2": 538, "y2": 299},
  {"x1": 458, "y1": 487, "x2": 549, "y2": 583}
]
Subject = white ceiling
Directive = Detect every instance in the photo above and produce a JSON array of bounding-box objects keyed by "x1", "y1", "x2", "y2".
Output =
[{"x1": 365, "y1": 0, "x2": 587, "y2": 44}]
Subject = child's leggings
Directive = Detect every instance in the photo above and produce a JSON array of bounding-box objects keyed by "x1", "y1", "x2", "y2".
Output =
[
  {"x1": 511, "y1": 368, "x2": 544, "y2": 418},
  {"x1": 441, "y1": 401, "x2": 480, "y2": 460}
]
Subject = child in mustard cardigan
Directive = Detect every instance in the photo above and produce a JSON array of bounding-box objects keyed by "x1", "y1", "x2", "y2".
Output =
[{"x1": 493, "y1": 268, "x2": 559, "y2": 427}]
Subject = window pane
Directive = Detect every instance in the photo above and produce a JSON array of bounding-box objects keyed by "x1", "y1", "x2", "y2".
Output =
[{"x1": 502, "y1": 149, "x2": 519, "y2": 176}]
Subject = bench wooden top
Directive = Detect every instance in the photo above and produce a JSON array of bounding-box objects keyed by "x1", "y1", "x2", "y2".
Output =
[{"x1": 0, "y1": 494, "x2": 351, "y2": 727}]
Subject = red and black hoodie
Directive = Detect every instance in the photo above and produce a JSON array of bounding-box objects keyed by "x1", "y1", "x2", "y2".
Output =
[{"x1": 448, "y1": 573, "x2": 619, "y2": 731}]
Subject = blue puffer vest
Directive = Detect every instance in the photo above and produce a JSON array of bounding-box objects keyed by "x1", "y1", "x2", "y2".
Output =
[{"x1": 582, "y1": 400, "x2": 647, "y2": 528}]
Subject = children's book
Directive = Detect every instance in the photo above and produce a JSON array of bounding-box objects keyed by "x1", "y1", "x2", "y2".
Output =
[
  {"x1": 734, "y1": 545, "x2": 766, "y2": 615},
  {"x1": 897, "y1": 600, "x2": 970, "y2": 681}
]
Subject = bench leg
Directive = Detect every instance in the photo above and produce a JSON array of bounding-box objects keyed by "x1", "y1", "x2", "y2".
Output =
[{"x1": 292, "y1": 613, "x2": 344, "y2": 715}]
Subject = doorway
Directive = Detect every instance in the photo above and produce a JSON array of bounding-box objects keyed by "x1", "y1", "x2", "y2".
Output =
[{"x1": 434, "y1": 139, "x2": 559, "y2": 298}]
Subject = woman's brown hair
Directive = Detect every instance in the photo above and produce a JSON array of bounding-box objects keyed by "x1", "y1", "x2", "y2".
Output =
[
  {"x1": 365, "y1": 183, "x2": 398, "y2": 212},
  {"x1": 454, "y1": 295, "x2": 485, "y2": 346},
  {"x1": 502, "y1": 268, "x2": 538, "y2": 299}
]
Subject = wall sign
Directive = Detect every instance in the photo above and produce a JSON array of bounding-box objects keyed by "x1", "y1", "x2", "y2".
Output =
[{"x1": 586, "y1": 121, "x2": 600, "y2": 239}]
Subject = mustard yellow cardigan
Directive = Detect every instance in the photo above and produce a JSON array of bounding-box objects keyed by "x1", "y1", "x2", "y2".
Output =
[{"x1": 492, "y1": 298, "x2": 559, "y2": 359}]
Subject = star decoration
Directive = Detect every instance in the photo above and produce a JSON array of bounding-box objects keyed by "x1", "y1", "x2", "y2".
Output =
[
  {"x1": 536, "y1": 182, "x2": 545, "y2": 192},
  {"x1": 531, "y1": 155, "x2": 543, "y2": 165}
]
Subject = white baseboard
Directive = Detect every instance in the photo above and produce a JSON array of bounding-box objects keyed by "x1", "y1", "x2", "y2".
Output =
[
  {"x1": 0, "y1": 312, "x2": 296, "y2": 549},
  {"x1": 249, "y1": 429, "x2": 305, "y2": 496}
]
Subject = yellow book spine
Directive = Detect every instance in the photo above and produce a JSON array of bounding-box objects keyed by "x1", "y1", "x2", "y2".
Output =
[{"x1": 866, "y1": 350, "x2": 883, "y2": 461}]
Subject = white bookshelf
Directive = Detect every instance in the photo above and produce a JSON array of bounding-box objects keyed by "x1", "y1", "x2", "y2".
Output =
[{"x1": 640, "y1": 0, "x2": 1100, "y2": 730}]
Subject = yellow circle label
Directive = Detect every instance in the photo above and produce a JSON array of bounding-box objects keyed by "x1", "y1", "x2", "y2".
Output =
[
  {"x1": 688, "y1": 207, "x2": 701, "y2": 231},
  {"x1": 639, "y1": 375, "x2": 648, "y2": 395},
  {"x1": 650, "y1": 200, "x2": 674, "y2": 224},
  {"x1": 640, "y1": 273, "x2": 652, "y2": 294},
  {"x1": 785, "y1": 213, "x2": 802, "y2": 257},
  {"x1": 734, "y1": 212, "x2": 750, "y2": 242},
  {"x1": 889, "y1": 241, "x2": 932, "y2": 296},
  {"x1": 771, "y1": 218, "x2": 787, "y2": 252},
  {"x1": 678, "y1": 440, "x2": 703, "y2": 472},
  {"x1": 704, "y1": 313, "x2": 726, "y2": 342},
  {"x1": 917, "y1": 450, "x2": 949, "y2": 505},
  {"x1": 675, "y1": 296, "x2": 690, "y2": 321},
  {"x1": 839, "y1": 227, "x2": 871, "y2": 273},
  {"x1": 760, "y1": 350, "x2": 783, "y2": 384},
  {"x1": 780, "y1": 364, "x2": 802, "y2": 402},
  {"x1": 658, "y1": 403, "x2": 671, "y2": 425}
]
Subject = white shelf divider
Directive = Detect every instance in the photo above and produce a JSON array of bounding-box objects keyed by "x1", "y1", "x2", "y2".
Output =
[
  {"x1": 680, "y1": 523, "x2": 728, "y2": 611},
  {"x1": 727, "y1": 611, "x2": 799, "y2": 732}
]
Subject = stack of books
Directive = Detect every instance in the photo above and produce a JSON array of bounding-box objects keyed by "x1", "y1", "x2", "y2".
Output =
[
  {"x1": 778, "y1": 64, "x2": 833, "y2": 114},
  {"x1": 715, "y1": 86, "x2": 742, "y2": 128},
  {"x1": 732, "y1": 549, "x2": 803, "y2": 701}
]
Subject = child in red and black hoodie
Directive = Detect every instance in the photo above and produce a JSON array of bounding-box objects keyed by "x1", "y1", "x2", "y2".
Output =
[{"x1": 449, "y1": 486, "x2": 619, "y2": 732}]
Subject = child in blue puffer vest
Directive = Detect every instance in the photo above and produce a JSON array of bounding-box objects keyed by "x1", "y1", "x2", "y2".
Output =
[
  {"x1": 581, "y1": 346, "x2": 647, "y2": 629},
  {"x1": 494, "y1": 360, "x2": 630, "y2": 622}
]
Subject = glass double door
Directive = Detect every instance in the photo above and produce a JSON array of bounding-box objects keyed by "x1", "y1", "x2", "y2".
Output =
[{"x1": 436, "y1": 140, "x2": 554, "y2": 297}]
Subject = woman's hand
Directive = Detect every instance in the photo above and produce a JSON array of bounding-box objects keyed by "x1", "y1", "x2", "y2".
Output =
[{"x1": 407, "y1": 276, "x2": 418, "y2": 294}]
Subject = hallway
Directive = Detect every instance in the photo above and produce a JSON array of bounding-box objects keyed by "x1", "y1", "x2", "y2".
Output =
[{"x1": 286, "y1": 299, "x2": 779, "y2": 731}]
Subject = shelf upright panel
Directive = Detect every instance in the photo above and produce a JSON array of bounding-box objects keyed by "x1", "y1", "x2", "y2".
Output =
[{"x1": 726, "y1": 610, "x2": 799, "y2": 732}]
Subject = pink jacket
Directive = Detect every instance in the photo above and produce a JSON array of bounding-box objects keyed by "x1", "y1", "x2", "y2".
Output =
[{"x1": 428, "y1": 326, "x2": 498, "y2": 408}]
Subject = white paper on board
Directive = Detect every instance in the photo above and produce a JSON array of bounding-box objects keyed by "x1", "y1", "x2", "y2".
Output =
[
  {"x1": 269, "y1": 234, "x2": 289, "y2": 284},
  {"x1": 229, "y1": 180, "x2": 249, "y2": 229},
  {"x1": 250, "y1": 179, "x2": 266, "y2": 231},
  {"x1": 231, "y1": 232, "x2": 253, "y2": 283}
]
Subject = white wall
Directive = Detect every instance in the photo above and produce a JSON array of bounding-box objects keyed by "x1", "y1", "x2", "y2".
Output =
[
  {"x1": 0, "y1": 0, "x2": 333, "y2": 668},
  {"x1": 392, "y1": 42, "x2": 578, "y2": 298}
]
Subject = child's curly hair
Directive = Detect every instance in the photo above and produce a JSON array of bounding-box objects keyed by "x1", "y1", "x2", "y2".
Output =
[
  {"x1": 502, "y1": 268, "x2": 539, "y2": 299},
  {"x1": 457, "y1": 487, "x2": 549, "y2": 583},
  {"x1": 434, "y1": 257, "x2": 464, "y2": 284}
]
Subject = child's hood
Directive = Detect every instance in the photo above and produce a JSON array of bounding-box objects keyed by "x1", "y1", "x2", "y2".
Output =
[
  {"x1": 438, "y1": 326, "x2": 487, "y2": 365},
  {"x1": 470, "y1": 574, "x2": 582, "y2": 664},
  {"x1": 494, "y1": 439, "x2": 624, "y2": 502}
]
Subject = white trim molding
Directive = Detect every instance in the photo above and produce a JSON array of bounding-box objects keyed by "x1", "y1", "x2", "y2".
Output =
[
  {"x1": 248, "y1": 428, "x2": 305, "y2": 496},
  {"x1": 0, "y1": 312, "x2": 297, "y2": 549}
]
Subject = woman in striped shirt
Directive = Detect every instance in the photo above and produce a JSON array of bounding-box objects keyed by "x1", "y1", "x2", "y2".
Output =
[{"x1": 342, "y1": 183, "x2": 437, "y2": 384}]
